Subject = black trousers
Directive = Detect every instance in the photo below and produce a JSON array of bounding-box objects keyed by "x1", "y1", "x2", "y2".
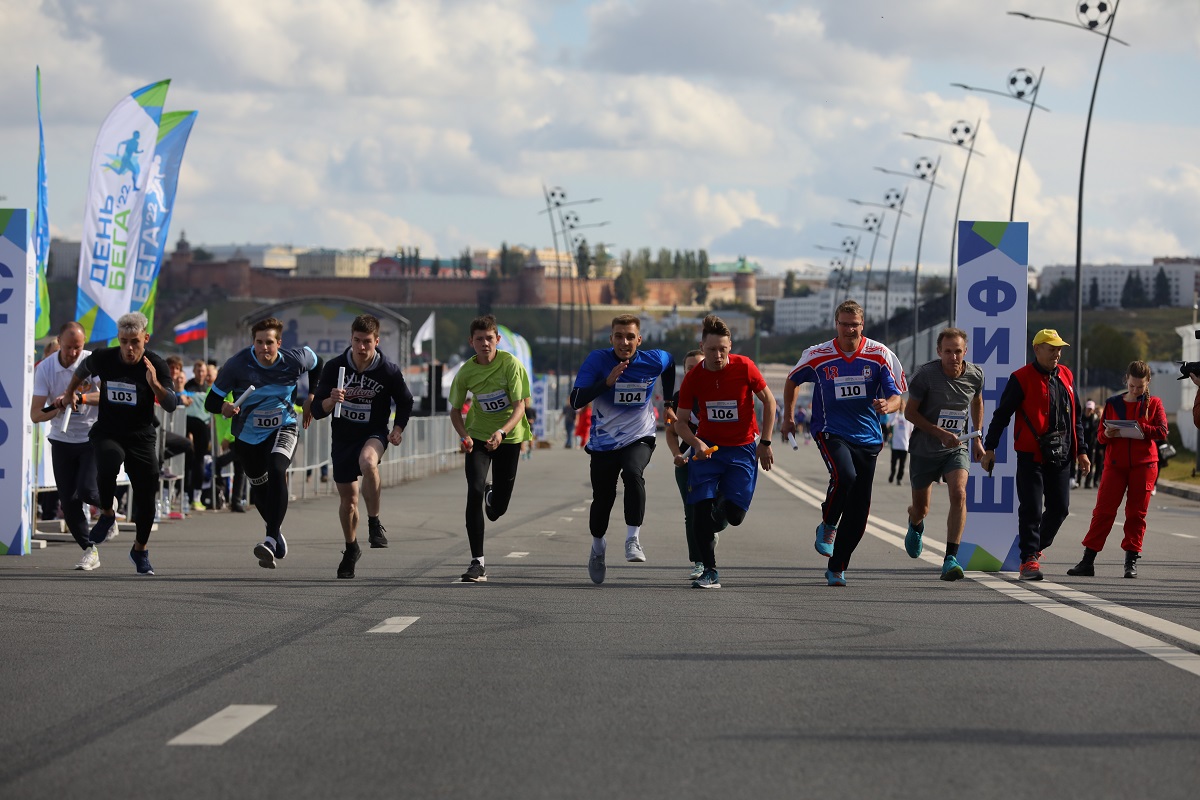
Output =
[
  {"x1": 50, "y1": 440, "x2": 101, "y2": 550},
  {"x1": 463, "y1": 441, "x2": 522, "y2": 559},
  {"x1": 234, "y1": 426, "x2": 298, "y2": 539},
  {"x1": 1015, "y1": 452, "x2": 1073, "y2": 561},
  {"x1": 817, "y1": 433, "x2": 883, "y2": 573},
  {"x1": 93, "y1": 429, "x2": 159, "y2": 546},
  {"x1": 185, "y1": 416, "x2": 211, "y2": 493},
  {"x1": 587, "y1": 437, "x2": 655, "y2": 538}
]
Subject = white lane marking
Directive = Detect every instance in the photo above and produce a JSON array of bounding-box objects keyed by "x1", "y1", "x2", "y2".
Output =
[
  {"x1": 1168, "y1": 533, "x2": 1197, "y2": 539},
  {"x1": 559, "y1": 516, "x2": 574, "y2": 522},
  {"x1": 1036, "y1": 583, "x2": 1200, "y2": 648},
  {"x1": 766, "y1": 468, "x2": 1200, "y2": 678},
  {"x1": 367, "y1": 616, "x2": 420, "y2": 633},
  {"x1": 506, "y1": 552, "x2": 529, "y2": 558},
  {"x1": 168, "y1": 705, "x2": 276, "y2": 746},
  {"x1": 975, "y1": 577, "x2": 1200, "y2": 678},
  {"x1": 572, "y1": 507, "x2": 586, "y2": 512}
]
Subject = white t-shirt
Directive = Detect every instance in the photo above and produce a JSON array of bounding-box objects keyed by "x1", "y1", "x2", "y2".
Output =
[
  {"x1": 891, "y1": 415, "x2": 912, "y2": 451},
  {"x1": 32, "y1": 350, "x2": 97, "y2": 444}
]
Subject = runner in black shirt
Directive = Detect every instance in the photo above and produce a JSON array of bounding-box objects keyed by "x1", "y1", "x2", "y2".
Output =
[{"x1": 61, "y1": 312, "x2": 177, "y2": 575}]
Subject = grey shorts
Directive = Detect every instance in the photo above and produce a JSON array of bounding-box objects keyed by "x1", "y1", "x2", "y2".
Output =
[{"x1": 909, "y1": 449, "x2": 971, "y2": 490}]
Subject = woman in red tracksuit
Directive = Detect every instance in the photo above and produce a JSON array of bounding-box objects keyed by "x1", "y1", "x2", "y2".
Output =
[{"x1": 1067, "y1": 361, "x2": 1168, "y2": 579}]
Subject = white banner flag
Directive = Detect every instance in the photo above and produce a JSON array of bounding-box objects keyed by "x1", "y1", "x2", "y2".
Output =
[
  {"x1": 75, "y1": 79, "x2": 170, "y2": 343},
  {"x1": 413, "y1": 312, "x2": 435, "y2": 355}
]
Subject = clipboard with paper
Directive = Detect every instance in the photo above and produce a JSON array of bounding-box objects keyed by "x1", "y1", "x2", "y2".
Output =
[{"x1": 1103, "y1": 419, "x2": 1144, "y2": 439}]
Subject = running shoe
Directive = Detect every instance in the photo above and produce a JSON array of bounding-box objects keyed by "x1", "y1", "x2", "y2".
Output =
[
  {"x1": 337, "y1": 544, "x2": 362, "y2": 579},
  {"x1": 190, "y1": 500, "x2": 206, "y2": 511},
  {"x1": 692, "y1": 568, "x2": 721, "y2": 589},
  {"x1": 588, "y1": 551, "x2": 606, "y2": 585},
  {"x1": 689, "y1": 561, "x2": 705, "y2": 580},
  {"x1": 89, "y1": 514, "x2": 116, "y2": 545},
  {"x1": 904, "y1": 520, "x2": 923, "y2": 558},
  {"x1": 814, "y1": 522, "x2": 836, "y2": 557},
  {"x1": 254, "y1": 541, "x2": 277, "y2": 569},
  {"x1": 129, "y1": 547, "x2": 154, "y2": 576},
  {"x1": 272, "y1": 533, "x2": 287, "y2": 560},
  {"x1": 625, "y1": 538, "x2": 646, "y2": 562},
  {"x1": 940, "y1": 555, "x2": 964, "y2": 582},
  {"x1": 1018, "y1": 559, "x2": 1042, "y2": 581},
  {"x1": 825, "y1": 569, "x2": 846, "y2": 587},
  {"x1": 461, "y1": 560, "x2": 487, "y2": 583},
  {"x1": 368, "y1": 518, "x2": 388, "y2": 548},
  {"x1": 74, "y1": 546, "x2": 100, "y2": 572}
]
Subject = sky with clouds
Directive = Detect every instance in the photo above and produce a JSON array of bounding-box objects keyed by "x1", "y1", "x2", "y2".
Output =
[{"x1": 1, "y1": 0, "x2": 1197, "y2": 275}]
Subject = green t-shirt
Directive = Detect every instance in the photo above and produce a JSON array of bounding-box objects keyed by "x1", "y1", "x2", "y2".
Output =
[{"x1": 449, "y1": 351, "x2": 532, "y2": 443}]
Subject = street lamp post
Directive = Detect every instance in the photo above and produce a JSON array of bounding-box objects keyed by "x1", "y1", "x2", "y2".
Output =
[
  {"x1": 903, "y1": 121, "x2": 985, "y2": 324},
  {"x1": 1009, "y1": 1, "x2": 1129, "y2": 375},
  {"x1": 852, "y1": 190, "x2": 911, "y2": 343},
  {"x1": 875, "y1": 161, "x2": 943, "y2": 361},
  {"x1": 953, "y1": 67, "x2": 1050, "y2": 221},
  {"x1": 835, "y1": 215, "x2": 886, "y2": 309}
]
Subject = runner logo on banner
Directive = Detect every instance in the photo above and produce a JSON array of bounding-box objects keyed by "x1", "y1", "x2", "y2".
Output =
[{"x1": 956, "y1": 221, "x2": 1028, "y2": 572}]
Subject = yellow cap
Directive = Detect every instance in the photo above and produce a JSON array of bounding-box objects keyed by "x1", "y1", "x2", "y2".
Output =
[{"x1": 1032, "y1": 329, "x2": 1069, "y2": 347}]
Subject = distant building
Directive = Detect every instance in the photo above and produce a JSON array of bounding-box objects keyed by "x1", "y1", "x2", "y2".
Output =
[
  {"x1": 199, "y1": 243, "x2": 308, "y2": 272},
  {"x1": 295, "y1": 249, "x2": 373, "y2": 278},
  {"x1": 48, "y1": 238, "x2": 80, "y2": 281},
  {"x1": 1038, "y1": 259, "x2": 1200, "y2": 308},
  {"x1": 774, "y1": 288, "x2": 916, "y2": 335}
]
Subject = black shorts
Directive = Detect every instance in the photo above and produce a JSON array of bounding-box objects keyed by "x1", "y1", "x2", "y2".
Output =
[{"x1": 331, "y1": 435, "x2": 387, "y2": 484}]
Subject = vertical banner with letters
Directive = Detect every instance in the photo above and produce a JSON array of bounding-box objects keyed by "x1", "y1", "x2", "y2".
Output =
[
  {"x1": 530, "y1": 377, "x2": 547, "y2": 441},
  {"x1": 0, "y1": 209, "x2": 36, "y2": 555},
  {"x1": 957, "y1": 221, "x2": 1028, "y2": 571}
]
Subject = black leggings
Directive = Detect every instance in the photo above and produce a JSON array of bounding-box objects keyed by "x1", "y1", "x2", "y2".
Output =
[
  {"x1": 692, "y1": 497, "x2": 747, "y2": 571},
  {"x1": 463, "y1": 442, "x2": 522, "y2": 558},
  {"x1": 51, "y1": 440, "x2": 101, "y2": 550},
  {"x1": 235, "y1": 426, "x2": 298, "y2": 538},
  {"x1": 588, "y1": 438, "x2": 655, "y2": 538},
  {"x1": 817, "y1": 433, "x2": 883, "y2": 573},
  {"x1": 93, "y1": 430, "x2": 159, "y2": 546},
  {"x1": 185, "y1": 416, "x2": 211, "y2": 493}
]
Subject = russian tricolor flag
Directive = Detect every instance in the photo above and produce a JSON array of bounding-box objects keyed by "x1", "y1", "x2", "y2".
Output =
[{"x1": 174, "y1": 310, "x2": 208, "y2": 344}]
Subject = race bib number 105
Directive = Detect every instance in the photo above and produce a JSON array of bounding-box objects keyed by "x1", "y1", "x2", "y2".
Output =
[{"x1": 476, "y1": 389, "x2": 511, "y2": 414}]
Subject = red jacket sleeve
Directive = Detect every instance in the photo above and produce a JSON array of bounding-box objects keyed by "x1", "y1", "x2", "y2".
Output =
[{"x1": 1141, "y1": 396, "x2": 1169, "y2": 442}]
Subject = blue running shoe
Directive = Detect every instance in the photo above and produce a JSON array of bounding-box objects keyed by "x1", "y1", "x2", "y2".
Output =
[
  {"x1": 129, "y1": 546, "x2": 155, "y2": 576},
  {"x1": 825, "y1": 569, "x2": 846, "y2": 587},
  {"x1": 692, "y1": 568, "x2": 721, "y2": 588},
  {"x1": 814, "y1": 522, "x2": 836, "y2": 557},
  {"x1": 941, "y1": 555, "x2": 964, "y2": 581},
  {"x1": 254, "y1": 541, "x2": 277, "y2": 569},
  {"x1": 904, "y1": 520, "x2": 923, "y2": 558},
  {"x1": 89, "y1": 514, "x2": 116, "y2": 545},
  {"x1": 272, "y1": 533, "x2": 287, "y2": 560}
]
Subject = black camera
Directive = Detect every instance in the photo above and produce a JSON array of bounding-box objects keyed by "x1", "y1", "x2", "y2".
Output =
[{"x1": 1178, "y1": 328, "x2": 1200, "y2": 380}]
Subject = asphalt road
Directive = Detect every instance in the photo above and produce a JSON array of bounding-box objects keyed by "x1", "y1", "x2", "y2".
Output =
[{"x1": 2, "y1": 437, "x2": 1198, "y2": 799}]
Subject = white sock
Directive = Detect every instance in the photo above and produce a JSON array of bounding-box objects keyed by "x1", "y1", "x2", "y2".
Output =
[
  {"x1": 626, "y1": 525, "x2": 640, "y2": 541},
  {"x1": 473, "y1": 556, "x2": 485, "y2": 567},
  {"x1": 591, "y1": 537, "x2": 606, "y2": 556}
]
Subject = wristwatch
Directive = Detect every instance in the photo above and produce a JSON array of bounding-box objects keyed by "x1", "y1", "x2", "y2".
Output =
[{"x1": 759, "y1": 440, "x2": 772, "y2": 446}]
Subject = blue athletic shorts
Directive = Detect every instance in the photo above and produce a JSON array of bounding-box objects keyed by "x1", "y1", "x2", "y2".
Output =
[{"x1": 686, "y1": 441, "x2": 758, "y2": 511}]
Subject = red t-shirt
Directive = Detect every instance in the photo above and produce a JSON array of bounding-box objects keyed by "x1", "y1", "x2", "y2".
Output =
[{"x1": 676, "y1": 353, "x2": 767, "y2": 447}]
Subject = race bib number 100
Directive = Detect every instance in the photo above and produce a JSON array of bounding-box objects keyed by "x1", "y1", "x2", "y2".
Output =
[
  {"x1": 106, "y1": 381, "x2": 137, "y2": 406},
  {"x1": 251, "y1": 408, "x2": 284, "y2": 429}
]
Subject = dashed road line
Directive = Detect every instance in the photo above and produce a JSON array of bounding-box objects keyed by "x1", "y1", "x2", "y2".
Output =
[
  {"x1": 367, "y1": 616, "x2": 420, "y2": 633},
  {"x1": 168, "y1": 705, "x2": 276, "y2": 746},
  {"x1": 505, "y1": 552, "x2": 530, "y2": 558}
]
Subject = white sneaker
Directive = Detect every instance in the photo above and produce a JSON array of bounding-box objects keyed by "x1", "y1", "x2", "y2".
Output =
[
  {"x1": 625, "y1": 538, "x2": 647, "y2": 562},
  {"x1": 74, "y1": 546, "x2": 100, "y2": 571}
]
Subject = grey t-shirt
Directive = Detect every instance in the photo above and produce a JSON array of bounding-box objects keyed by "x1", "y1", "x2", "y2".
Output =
[{"x1": 907, "y1": 360, "x2": 985, "y2": 458}]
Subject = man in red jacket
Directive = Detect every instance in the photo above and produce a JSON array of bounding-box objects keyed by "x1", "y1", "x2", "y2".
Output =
[{"x1": 981, "y1": 330, "x2": 1090, "y2": 580}]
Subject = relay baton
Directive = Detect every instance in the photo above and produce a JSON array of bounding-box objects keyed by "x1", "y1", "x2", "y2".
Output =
[
  {"x1": 788, "y1": 432, "x2": 799, "y2": 450},
  {"x1": 233, "y1": 385, "x2": 256, "y2": 408},
  {"x1": 692, "y1": 445, "x2": 718, "y2": 461},
  {"x1": 334, "y1": 366, "x2": 346, "y2": 419},
  {"x1": 957, "y1": 430, "x2": 983, "y2": 444}
]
